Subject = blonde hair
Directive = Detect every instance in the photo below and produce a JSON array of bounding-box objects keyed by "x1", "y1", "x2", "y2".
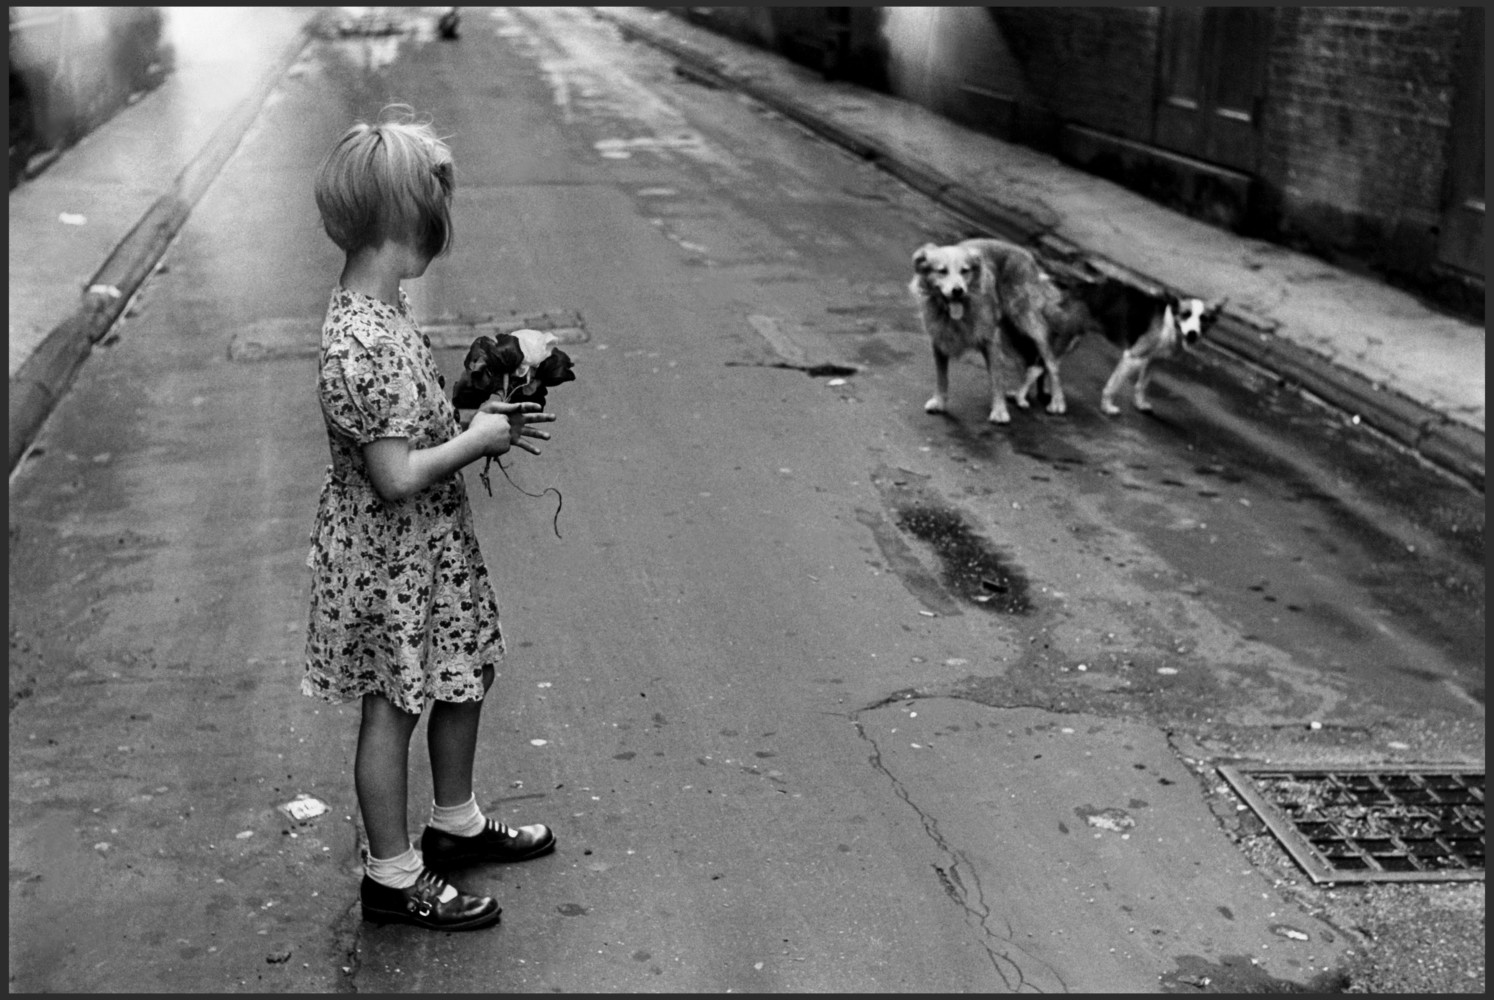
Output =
[{"x1": 314, "y1": 105, "x2": 454, "y2": 258}]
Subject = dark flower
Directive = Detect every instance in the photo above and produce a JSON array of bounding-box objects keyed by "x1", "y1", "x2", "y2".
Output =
[
  {"x1": 450, "y1": 370, "x2": 490, "y2": 409},
  {"x1": 534, "y1": 348, "x2": 576, "y2": 387},
  {"x1": 452, "y1": 333, "x2": 530, "y2": 408},
  {"x1": 486, "y1": 333, "x2": 525, "y2": 377}
]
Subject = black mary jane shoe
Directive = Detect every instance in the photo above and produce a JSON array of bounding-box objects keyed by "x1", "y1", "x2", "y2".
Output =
[
  {"x1": 360, "y1": 869, "x2": 501, "y2": 931},
  {"x1": 421, "y1": 818, "x2": 557, "y2": 870}
]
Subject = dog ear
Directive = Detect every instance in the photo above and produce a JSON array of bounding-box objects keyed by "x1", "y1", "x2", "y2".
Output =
[
  {"x1": 1205, "y1": 297, "x2": 1228, "y2": 322},
  {"x1": 912, "y1": 244, "x2": 937, "y2": 273}
]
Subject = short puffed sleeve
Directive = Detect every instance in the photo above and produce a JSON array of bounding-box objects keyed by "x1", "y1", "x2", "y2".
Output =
[{"x1": 319, "y1": 331, "x2": 424, "y2": 445}]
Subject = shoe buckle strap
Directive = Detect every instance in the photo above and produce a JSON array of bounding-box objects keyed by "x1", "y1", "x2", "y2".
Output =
[{"x1": 408, "y1": 871, "x2": 446, "y2": 916}]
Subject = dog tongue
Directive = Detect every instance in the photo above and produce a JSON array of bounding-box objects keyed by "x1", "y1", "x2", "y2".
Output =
[{"x1": 948, "y1": 301, "x2": 965, "y2": 320}]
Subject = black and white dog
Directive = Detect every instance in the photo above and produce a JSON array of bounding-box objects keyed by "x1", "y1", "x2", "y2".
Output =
[
  {"x1": 1087, "y1": 282, "x2": 1225, "y2": 415},
  {"x1": 1045, "y1": 275, "x2": 1225, "y2": 415}
]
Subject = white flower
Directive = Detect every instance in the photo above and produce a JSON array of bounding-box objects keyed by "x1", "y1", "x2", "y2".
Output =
[{"x1": 512, "y1": 328, "x2": 559, "y2": 378}]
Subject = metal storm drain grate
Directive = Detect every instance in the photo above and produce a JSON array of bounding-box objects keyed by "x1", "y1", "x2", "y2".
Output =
[{"x1": 1218, "y1": 764, "x2": 1484, "y2": 884}]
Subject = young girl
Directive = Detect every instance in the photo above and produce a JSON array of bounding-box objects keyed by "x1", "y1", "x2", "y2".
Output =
[{"x1": 303, "y1": 108, "x2": 557, "y2": 931}]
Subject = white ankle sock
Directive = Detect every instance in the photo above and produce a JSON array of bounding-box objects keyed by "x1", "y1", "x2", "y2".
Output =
[
  {"x1": 430, "y1": 794, "x2": 487, "y2": 838},
  {"x1": 365, "y1": 844, "x2": 423, "y2": 889},
  {"x1": 365, "y1": 845, "x2": 458, "y2": 902}
]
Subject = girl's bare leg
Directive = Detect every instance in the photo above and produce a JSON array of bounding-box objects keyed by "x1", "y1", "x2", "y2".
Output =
[
  {"x1": 427, "y1": 665, "x2": 495, "y2": 808},
  {"x1": 356, "y1": 693, "x2": 422, "y2": 859}
]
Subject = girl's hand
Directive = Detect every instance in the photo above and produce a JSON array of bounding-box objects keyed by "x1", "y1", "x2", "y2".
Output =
[{"x1": 473, "y1": 400, "x2": 555, "y2": 457}]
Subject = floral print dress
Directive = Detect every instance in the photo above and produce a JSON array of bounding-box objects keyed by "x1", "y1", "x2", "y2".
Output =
[{"x1": 303, "y1": 287, "x2": 504, "y2": 714}]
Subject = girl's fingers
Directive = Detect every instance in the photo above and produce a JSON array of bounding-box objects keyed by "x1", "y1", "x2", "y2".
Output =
[
  {"x1": 523, "y1": 428, "x2": 552, "y2": 441},
  {"x1": 478, "y1": 400, "x2": 557, "y2": 421},
  {"x1": 512, "y1": 439, "x2": 542, "y2": 456}
]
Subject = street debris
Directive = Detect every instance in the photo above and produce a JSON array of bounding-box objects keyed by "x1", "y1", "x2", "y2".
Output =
[
  {"x1": 58, "y1": 212, "x2": 87, "y2": 225},
  {"x1": 1076, "y1": 805, "x2": 1136, "y2": 833},
  {"x1": 277, "y1": 794, "x2": 329, "y2": 822}
]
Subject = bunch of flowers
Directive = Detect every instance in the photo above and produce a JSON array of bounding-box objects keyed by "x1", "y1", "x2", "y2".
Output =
[
  {"x1": 452, "y1": 328, "x2": 576, "y2": 413},
  {"x1": 452, "y1": 328, "x2": 576, "y2": 515}
]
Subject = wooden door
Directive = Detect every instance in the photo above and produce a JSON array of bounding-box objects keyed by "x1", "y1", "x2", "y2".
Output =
[
  {"x1": 1437, "y1": 7, "x2": 1483, "y2": 277},
  {"x1": 1154, "y1": 7, "x2": 1271, "y2": 173}
]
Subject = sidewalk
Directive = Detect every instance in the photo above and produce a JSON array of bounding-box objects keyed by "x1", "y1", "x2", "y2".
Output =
[
  {"x1": 8, "y1": 7, "x2": 322, "y2": 472},
  {"x1": 595, "y1": 8, "x2": 1486, "y2": 491}
]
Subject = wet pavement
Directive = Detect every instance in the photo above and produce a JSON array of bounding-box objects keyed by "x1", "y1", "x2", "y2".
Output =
[{"x1": 594, "y1": 7, "x2": 1485, "y2": 492}]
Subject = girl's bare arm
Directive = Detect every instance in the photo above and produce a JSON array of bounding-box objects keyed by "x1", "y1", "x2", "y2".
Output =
[{"x1": 363, "y1": 403, "x2": 552, "y2": 503}]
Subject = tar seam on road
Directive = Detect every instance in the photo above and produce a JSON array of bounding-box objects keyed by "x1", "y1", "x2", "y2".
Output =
[{"x1": 850, "y1": 697, "x2": 1068, "y2": 992}]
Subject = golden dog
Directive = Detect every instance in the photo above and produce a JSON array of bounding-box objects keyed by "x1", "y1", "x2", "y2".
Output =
[{"x1": 910, "y1": 238, "x2": 1070, "y2": 423}]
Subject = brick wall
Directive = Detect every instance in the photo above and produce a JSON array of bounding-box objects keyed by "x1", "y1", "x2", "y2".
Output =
[
  {"x1": 993, "y1": 7, "x2": 1160, "y2": 144},
  {"x1": 671, "y1": 6, "x2": 1481, "y2": 308},
  {"x1": 1262, "y1": 6, "x2": 1464, "y2": 255}
]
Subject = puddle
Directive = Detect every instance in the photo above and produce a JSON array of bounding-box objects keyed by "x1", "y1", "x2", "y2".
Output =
[
  {"x1": 725, "y1": 360, "x2": 859, "y2": 378},
  {"x1": 1160, "y1": 953, "x2": 1347, "y2": 993},
  {"x1": 894, "y1": 502, "x2": 1032, "y2": 614}
]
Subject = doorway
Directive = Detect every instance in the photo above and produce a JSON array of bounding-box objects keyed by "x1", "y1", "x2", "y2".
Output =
[
  {"x1": 1436, "y1": 7, "x2": 1483, "y2": 278},
  {"x1": 1153, "y1": 7, "x2": 1271, "y2": 174}
]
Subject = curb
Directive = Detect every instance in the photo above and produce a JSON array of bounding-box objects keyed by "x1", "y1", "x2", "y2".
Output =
[
  {"x1": 601, "y1": 9, "x2": 1485, "y2": 492},
  {"x1": 8, "y1": 18, "x2": 318, "y2": 474},
  {"x1": 1205, "y1": 321, "x2": 1484, "y2": 490}
]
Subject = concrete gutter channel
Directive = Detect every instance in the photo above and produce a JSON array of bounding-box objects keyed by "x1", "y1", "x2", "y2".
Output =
[
  {"x1": 7, "y1": 16, "x2": 320, "y2": 474},
  {"x1": 598, "y1": 9, "x2": 1485, "y2": 494}
]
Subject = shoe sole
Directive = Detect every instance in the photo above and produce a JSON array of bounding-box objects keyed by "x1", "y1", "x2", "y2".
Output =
[
  {"x1": 362, "y1": 904, "x2": 502, "y2": 931},
  {"x1": 423, "y1": 832, "x2": 557, "y2": 870}
]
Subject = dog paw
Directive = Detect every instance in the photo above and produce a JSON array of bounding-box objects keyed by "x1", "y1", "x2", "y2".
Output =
[
  {"x1": 1046, "y1": 398, "x2": 1067, "y2": 415},
  {"x1": 924, "y1": 396, "x2": 948, "y2": 414},
  {"x1": 1100, "y1": 402, "x2": 1121, "y2": 417},
  {"x1": 987, "y1": 407, "x2": 1012, "y2": 425},
  {"x1": 1133, "y1": 398, "x2": 1154, "y2": 413}
]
